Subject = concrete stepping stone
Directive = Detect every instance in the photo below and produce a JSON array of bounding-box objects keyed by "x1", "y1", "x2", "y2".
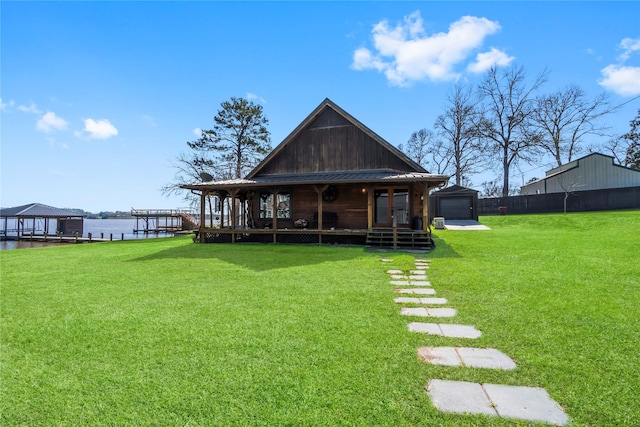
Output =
[
  {"x1": 414, "y1": 265, "x2": 429, "y2": 270},
  {"x1": 426, "y1": 379, "x2": 569, "y2": 426},
  {"x1": 410, "y1": 270, "x2": 426, "y2": 275},
  {"x1": 417, "y1": 347, "x2": 516, "y2": 369},
  {"x1": 391, "y1": 275, "x2": 408, "y2": 279},
  {"x1": 407, "y1": 280, "x2": 431, "y2": 286},
  {"x1": 389, "y1": 280, "x2": 410, "y2": 286},
  {"x1": 401, "y1": 307, "x2": 457, "y2": 318},
  {"x1": 409, "y1": 275, "x2": 426, "y2": 280},
  {"x1": 408, "y1": 322, "x2": 481, "y2": 338},
  {"x1": 414, "y1": 258, "x2": 429, "y2": 263},
  {"x1": 394, "y1": 297, "x2": 448, "y2": 305},
  {"x1": 380, "y1": 258, "x2": 393, "y2": 263},
  {"x1": 394, "y1": 288, "x2": 436, "y2": 295},
  {"x1": 386, "y1": 269, "x2": 404, "y2": 274}
]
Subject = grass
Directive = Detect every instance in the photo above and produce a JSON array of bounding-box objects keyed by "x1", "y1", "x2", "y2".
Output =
[{"x1": 1, "y1": 210, "x2": 638, "y2": 426}]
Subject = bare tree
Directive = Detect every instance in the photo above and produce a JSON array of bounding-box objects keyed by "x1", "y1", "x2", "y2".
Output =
[
  {"x1": 405, "y1": 128, "x2": 453, "y2": 175},
  {"x1": 161, "y1": 150, "x2": 219, "y2": 227},
  {"x1": 477, "y1": 65, "x2": 548, "y2": 197},
  {"x1": 435, "y1": 83, "x2": 486, "y2": 186},
  {"x1": 532, "y1": 85, "x2": 616, "y2": 166},
  {"x1": 558, "y1": 174, "x2": 583, "y2": 213}
]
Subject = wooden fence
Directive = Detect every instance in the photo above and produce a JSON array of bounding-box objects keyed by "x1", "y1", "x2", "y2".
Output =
[{"x1": 478, "y1": 186, "x2": 640, "y2": 215}]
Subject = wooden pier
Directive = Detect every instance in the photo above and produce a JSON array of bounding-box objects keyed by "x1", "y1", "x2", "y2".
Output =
[{"x1": 131, "y1": 209, "x2": 198, "y2": 234}]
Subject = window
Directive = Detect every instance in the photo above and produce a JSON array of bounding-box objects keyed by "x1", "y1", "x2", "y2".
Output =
[
  {"x1": 259, "y1": 192, "x2": 291, "y2": 219},
  {"x1": 276, "y1": 193, "x2": 291, "y2": 219},
  {"x1": 259, "y1": 193, "x2": 273, "y2": 219}
]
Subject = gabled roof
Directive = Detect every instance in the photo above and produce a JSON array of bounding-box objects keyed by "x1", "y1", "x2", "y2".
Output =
[
  {"x1": 246, "y1": 98, "x2": 426, "y2": 179},
  {"x1": 0, "y1": 203, "x2": 83, "y2": 218},
  {"x1": 434, "y1": 184, "x2": 479, "y2": 194}
]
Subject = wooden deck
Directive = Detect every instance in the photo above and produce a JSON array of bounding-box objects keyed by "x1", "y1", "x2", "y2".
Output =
[{"x1": 197, "y1": 227, "x2": 434, "y2": 249}]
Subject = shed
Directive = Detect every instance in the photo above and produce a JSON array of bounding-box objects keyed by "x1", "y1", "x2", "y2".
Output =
[
  {"x1": 430, "y1": 185, "x2": 479, "y2": 221},
  {"x1": 0, "y1": 203, "x2": 84, "y2": 240}
]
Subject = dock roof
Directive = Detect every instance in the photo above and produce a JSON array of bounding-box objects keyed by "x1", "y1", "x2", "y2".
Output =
[{"x1": 0, "y1": 203, "x2": 83, "y2": 218}]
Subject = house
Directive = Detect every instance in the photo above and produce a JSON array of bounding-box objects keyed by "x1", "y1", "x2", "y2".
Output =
[
  {"x1": 520, "y1": 152, "x2": 640, "y2": 195},
  {"x1": 429, "y1": 185, "x2": 479, "y2": 222},
  {"x1": 181, "y1": 99, "x2": 448, "y2": 248},
  {"x1": 0, "y1": 203, "x2": 84, "y2": 240}
]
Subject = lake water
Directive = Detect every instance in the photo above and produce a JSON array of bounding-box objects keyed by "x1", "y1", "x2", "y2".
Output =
[{"x1": 0, "y1": 218, "x2": 177, "y2": 250}]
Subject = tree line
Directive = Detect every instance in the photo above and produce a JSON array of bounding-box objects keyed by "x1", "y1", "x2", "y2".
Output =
[
  {"x1": 401, "y1": 65, "x2": 639, "y2": 197},
  {"x1": 164, "y1": 65, "x2": 639, "y2": 209}
]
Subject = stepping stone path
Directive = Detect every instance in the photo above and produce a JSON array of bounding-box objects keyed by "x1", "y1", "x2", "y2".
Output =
[
  {"x1": 394, "y1": 297, "x2": 448, "y2": 305},
  {"x1": 427, "y1": 380, "x2": 569, "y2": 426},
  {"x1": 401, "y1": 307, "x2": 457, "y2": 318},
  {"x1": 409, "y1": 322, "x2": 482, "y2": 339},
  {"x1": 417, "y1": 347, "x2": 516, "y2": 369},
  {"x1": 393, "y1": 288, "x2": 436, "y2": 295},
  {"x1": 383, "y1": 258, "x2": 569, "y2": 425}
]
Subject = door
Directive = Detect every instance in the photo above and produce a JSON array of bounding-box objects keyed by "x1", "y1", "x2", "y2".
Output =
[
  {"x1": 440, "y1": 197, "x2": 473, "y2": 219},
  {"x1": 374, "y1": 188, "x2": 410, "y2": 227}
]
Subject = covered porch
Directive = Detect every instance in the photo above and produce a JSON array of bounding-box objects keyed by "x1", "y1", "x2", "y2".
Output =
[{"x1": 184, "y1": 170, "x2": 448, "y2": 248}]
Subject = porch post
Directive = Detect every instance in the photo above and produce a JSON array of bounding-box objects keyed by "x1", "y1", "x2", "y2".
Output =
[
  {"x1": 272, "y1": 188, "x2": 279, "y2": 243},
  {"x1": 313, "y1": 185, "x2": 329, "y2": 244},
  {"x1": 200, "y1": 191, "x2": 206, "y2": 243},
  {"x1": 422, "y1": 184, "x2": 430, "y2": 232},
  {"x1": 230, "y1": 189, "x2": 239, "y2": 243},
  {"x1": 366, "y1": 185, "x2": 374, "y2": 230}
]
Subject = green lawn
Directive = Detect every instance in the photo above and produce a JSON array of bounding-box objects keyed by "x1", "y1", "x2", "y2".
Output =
[{"x1": 1, "y1": 210, "x2": 638, "y2": 426}]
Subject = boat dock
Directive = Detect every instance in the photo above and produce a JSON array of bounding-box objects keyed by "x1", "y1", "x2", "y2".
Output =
[{"x1": 131, "y1": 209, "x2": 198, "y2": 234}]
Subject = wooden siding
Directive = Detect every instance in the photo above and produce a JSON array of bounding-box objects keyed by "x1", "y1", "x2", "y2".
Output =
[
  {"x1": 250, "y1": 183, "x2": 424, "y2": 230},
  {"x1": 257, "y1": 123, "x2": 414, "y2": 175}
]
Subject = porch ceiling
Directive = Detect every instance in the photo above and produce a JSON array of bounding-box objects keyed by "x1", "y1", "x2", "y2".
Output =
[{"x1": 182, "y1": 169, "x2": 449, "y2": 191}]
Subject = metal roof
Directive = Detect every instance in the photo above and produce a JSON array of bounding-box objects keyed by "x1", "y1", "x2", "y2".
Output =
[
  {"x1": 182, "y1": 169, "x2": 449, "y2": 190},
  {"x1": 0, "y1": 203, "x2": 83, "y2": 218}
]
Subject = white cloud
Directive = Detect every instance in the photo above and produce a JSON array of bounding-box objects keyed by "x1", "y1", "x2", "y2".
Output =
[
  {"x1": 141, "y1": 114, "x2": 157, "y2": 127},
  {"x1": 598, "y1": 64, "x2": 640, "y2": 96},
  {"x1": 246, "y1": 92, "x2": 267, "y2": 103},
  {"x1": 37, "y1": 112, "x2": 69, "y2": 132},
  {"x1": 17, "y1": 103, "x2": 42, "y2": 114},
  {"x1": 467, "y1": 47, "x2": 515, "y2": 73},
  {"x1": 193, "y1": 127, "x2": 202, "y2": 137},
  {"x1": 1, "y1": 98, "x2": 15, "y2": 111},
  {"x1": 598, "y1": 37, "x2": 640, "y2": 96},
  {"x1": 83, "y1": 118, "x2": 119, "y2": 139},
  {"x1": 619, "y1": 37, "x2": 640, "y2": 60},
  {"x1": 352, "y1": 11, "x2": 504, "y2": 85}
]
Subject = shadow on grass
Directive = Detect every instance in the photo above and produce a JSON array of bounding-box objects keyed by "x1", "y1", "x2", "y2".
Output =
[
  {"x1": 430, "y1": 235, "x2": 461, "y2": 258},
  {"x1": 129, "y1": 241, "x2": 371, "y2": 271}
]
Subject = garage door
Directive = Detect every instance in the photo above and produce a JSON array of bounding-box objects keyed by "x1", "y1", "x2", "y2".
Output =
[{"x1": 440, "y1": 197, "x2": 473, "y2": 219}]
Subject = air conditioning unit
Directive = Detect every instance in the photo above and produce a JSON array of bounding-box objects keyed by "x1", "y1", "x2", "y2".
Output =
[{"x1": 434, "y1": 217, "x2": 445, "y2": 230}]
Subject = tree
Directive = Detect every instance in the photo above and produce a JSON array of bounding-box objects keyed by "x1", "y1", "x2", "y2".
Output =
[
  {"x1": 405, "y1": 128, "x2": 453, "y2": 175},
  {"x1": 477, "y1": 65, "x2": 548, "y2": 197},
  {"x1": 191, "y1": 97, "x2": 271, "y2": 179},
  {"x1": 558, "y1": 174, "x2": 583, "y2": 214},
  {"x1": 532, "y1": 85, "x2": 615, "y2": 167},
  {"x1": 434, "y1": 83, "x2": 486, "y2": 186},
  {"x1": 160, "y1": 149, "x2": 219, "y2": 227},
  {"x1": 623, "y1": 109, "x2": 640, "y2": 170},
  {"x1": 605, "y1": 109, "x2": 640, "y2": 169}
]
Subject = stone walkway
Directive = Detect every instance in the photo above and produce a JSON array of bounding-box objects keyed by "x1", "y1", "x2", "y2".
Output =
[{"x1": 384, "y1": 258, "x2": 569, "y2": 426}]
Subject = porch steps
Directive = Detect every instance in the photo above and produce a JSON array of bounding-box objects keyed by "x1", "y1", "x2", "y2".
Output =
[{"x1": 366, "y1": 229, "x2": 434, "y2": 250}]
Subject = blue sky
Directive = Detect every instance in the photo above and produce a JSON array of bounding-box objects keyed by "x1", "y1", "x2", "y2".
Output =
[{"x1": 2, "y1": 1, "x2": 639, "y2": 212}]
